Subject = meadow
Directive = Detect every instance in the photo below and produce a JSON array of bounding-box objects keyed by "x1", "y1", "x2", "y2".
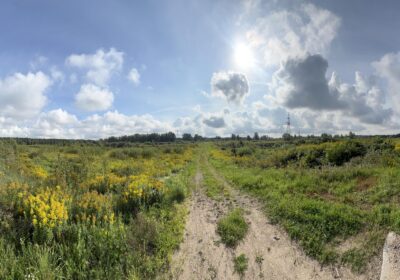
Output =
[
  {"x1": 0, "y1": 139, "x2": 195, "y2": 279},
  {"x1": 0, "y1": 135, "x2": 399, "y2": 279},
  {"x1": 209, "y1": 136, "x2": 400, "y2": 273}
]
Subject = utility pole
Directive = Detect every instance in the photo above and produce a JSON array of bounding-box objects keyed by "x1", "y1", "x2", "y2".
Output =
[{"x1": 285, "y1": 113, "x2": 291, "y2": 135}]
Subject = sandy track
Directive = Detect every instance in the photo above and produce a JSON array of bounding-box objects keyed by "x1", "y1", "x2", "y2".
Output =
[
  {"x1": 171, "y1": 170, "x2": 238, "y2": 280},
  {"x1": 171, "y1": 160, "x2": 379, "y2": 280}
]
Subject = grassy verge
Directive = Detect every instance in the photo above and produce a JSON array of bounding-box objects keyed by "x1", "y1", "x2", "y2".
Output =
[{"x1": 217, "y1": 208, "x2": 248, "y2": 247}]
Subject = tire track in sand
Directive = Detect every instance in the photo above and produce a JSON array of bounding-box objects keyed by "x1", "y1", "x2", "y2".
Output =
[{"x1": 171, "y1": 157, "x2": 379, "y2": 279}]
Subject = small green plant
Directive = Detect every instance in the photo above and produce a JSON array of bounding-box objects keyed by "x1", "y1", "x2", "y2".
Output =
[
  {"x1": 234, "y1": 254, "x2": 248, "y2": 276},
  {"x1": 217, "y1": 208, "x2": 248, "y2": 247},
  {"x1": 255, "y1": 254, "x2": 264, "y2": 265}
]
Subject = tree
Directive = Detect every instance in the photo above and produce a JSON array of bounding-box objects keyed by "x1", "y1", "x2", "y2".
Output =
[
  {"x1": 253, "y1": 132, "x2": 259, "y2": 140},
  {"x1": 193, "y1": 134, "x2": 203, "y2": 141},
  {"x1": 182, "y1": 133, "x2": 193, "y2": 141},
  {"x1": 282, "y1": 133, "x2": 291, "y2": 141},
  {"x1": 321, "y1": 133, "x2": 332, "y2": 142}
]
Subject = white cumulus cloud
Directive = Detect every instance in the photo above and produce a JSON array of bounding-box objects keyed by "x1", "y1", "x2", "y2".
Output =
[
  {"x1": 0, "y1": 72, "x2": 51, "y2": 120},
  {"x1": 246, "y1": 3, "x2": 340, "y2": 66},
  {"x1": 75, "y1": 84, "x2": 114, "y2": 112},
  {"x1": 66, "y1": 48, "x2": 123, "y2": 86},
  {"x1": 372, "y1": 52, "x2": 400, "y2": 112}
]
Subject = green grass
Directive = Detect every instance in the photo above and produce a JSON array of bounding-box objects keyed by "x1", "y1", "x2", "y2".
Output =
[
  {"x1": 0, "y1": 141, "x2": 196, "y2": 279},
  {"x1": 217, "y1": 208, "x2": 248, "y2": 247},
  {"x1": 233, "y1": 254, "x2": 248, "y2": 276},
  {"x1": 208, "y1": 139, "x2": 400, "y2": 272},
  {"x1": 199, "y1": 157, "x2": 230, "y2": 200}
]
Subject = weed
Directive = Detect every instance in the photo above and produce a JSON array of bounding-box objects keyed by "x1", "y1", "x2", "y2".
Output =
[
  {"x1": 217, "y1": 208, "x2": 248, "y2": 247},
  {"x1": 233, "y1": 254, "x2": 248, "y2": 276}
]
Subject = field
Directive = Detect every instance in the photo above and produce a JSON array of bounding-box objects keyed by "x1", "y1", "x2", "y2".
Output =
[
  {"x1": 209, "y1": 137, "x2": 400, "y2": 273},
  {"x1": 0, "y1": 136, "x2": 399, "y2": 279},
  {"x1": 0, "y1": 140, "x2": 195, "y2": 279}
]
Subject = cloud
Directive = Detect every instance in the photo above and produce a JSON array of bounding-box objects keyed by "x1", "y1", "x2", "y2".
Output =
[
  {"x1": 66, "y1": 48, "x2": 123, "y2": 86},
  {"x1": 43, "y1": 109, "x2": 78, "y2": 125},
  {"x1": 0, "y1": 109, "x2": 174, "y2": 139},
  {"x1": 30, "y1": 109, "x2": 79, "y2": 138},
  {"x1": 0, "y1": 72, "x2": 51, "y2": 120},
  {"x1": 211, "y1": 71, "x2": 249, "y2": 104},
  {"x1": 246, "y1": 3, "x2": 340, "y2": 66},
  {"x1": 30, "y1": 55, "x2": 48, "y2": 70},
  {"x1": 329, "y1": 72, "x2": 392, "y2": 124},
  {"x1": 127, "y1": 68, "x2": 140, "y2": 85},
  {"x1": 50, "y1": 67, "x2": 65, "y2": 83},
  {"x1": 273, "y1": 54, "x2": 392, "y2": 125},
  {"x1": 203, "y1": 116, "x2": 226, "y2": 128},
  {"x1": 372, "y1": 52, "x2": 400, "y2": 111},
  {"x1": 274, "y1": 54, "x2": 344, "y2": 110},
  {"x1": 75, "y1": 84, "x2": 114, "y2": 111},
  {"x1": 76, "y1": 111, "x2": 171, "y2": 139}
]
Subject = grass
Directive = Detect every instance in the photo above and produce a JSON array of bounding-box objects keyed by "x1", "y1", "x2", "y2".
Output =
[
  {"x1": 199, "y1": 154, "x2": 230, "y2": 200},
  {"x1": 0, "y1": 140, "x2": 196, "y2": 279},
  {"x1": 217, "y1": 208, "x2": 248, "y2": 247},
  {"x1": 208, "y1": 138, "x2": 400, "y2": 272},
  {"x1": 233, "y1": 254, "x2": 248, "y2": 276}
]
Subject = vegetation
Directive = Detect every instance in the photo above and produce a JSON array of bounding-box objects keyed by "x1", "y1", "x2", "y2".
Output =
[
  {"x1": 217, "y1": 208, "x2": 248, "y2": 247},
  {"x1": 1, "y1": 134, "x2": 400, "y2": 277},
  {"x1": 233, "y1": 254, "x2": 248, "y2": 276},
  {"x1": 0, "y1": 139, "x2": 195, "y2": 279},
  {"x1": 199, "y1": 157, "x2": 230, "y2": 200},
  {"x1": 210, "y1": 136, "x2": 400, "y2": 272}
]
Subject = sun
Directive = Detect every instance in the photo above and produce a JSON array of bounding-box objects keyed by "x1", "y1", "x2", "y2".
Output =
[{"x1": 233, "y1": 42, "x2": 255, "y2": 69}]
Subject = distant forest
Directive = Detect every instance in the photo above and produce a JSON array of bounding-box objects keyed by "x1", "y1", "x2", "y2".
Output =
[{"x1": 0, "y1": 131, "x2": 399, "y2": 146}]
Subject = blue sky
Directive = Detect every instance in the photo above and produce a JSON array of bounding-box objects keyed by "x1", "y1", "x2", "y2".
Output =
[{"x1": 1, "y1": 0, "x2": 400, "y2": 138}]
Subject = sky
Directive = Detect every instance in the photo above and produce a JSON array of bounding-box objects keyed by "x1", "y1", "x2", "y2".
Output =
[{"x1": 1, "y1": 0, "x2": 400, "y2": 138}]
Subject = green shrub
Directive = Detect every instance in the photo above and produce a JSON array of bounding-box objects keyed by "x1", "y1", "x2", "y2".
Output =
[
  {"x1": 165, "y1": 181, "x2": 186, "y2": 203},
  {"x1": 236, "y1": 147, "x2": 253, "y2": 157},
  {"x1": 302, "y1": 148, "x2": 325, "y2": 167},
  {"x1": 326, "y1": 141, "x2": 366, "y2": 166}
]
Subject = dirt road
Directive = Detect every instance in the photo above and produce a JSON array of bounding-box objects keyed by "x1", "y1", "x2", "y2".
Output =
[{"x1": 171, "y1": 157, "x2": 379, "y2": 280}]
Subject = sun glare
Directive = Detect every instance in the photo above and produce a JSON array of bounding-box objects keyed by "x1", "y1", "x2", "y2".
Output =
[{"x1": 233, "y1": 42, "x2": 255, "y2": 69}]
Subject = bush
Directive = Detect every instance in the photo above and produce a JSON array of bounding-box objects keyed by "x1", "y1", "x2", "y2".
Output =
[
  {"x1": 326, "y1": 141, "x2": 366, "y2": 166},
  {"x1": 165, "y1": 182, "x2": 186, "y2": 203},
  {"x1": 302, "y1": 148, "x2": 325, "y2": 168},
  {"x1": 236, "y1": 147, "x2": 253, "y2": 157}
]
